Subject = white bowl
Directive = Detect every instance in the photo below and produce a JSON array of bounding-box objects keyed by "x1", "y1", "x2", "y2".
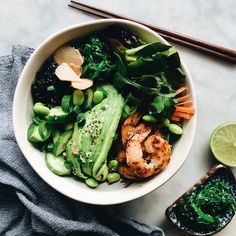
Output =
[{"x1": 13, "y1": 19, "x2": 197, "y2": 205}]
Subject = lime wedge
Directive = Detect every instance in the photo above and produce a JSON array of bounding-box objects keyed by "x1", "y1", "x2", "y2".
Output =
[{"x1": 210, "y1": 122, "x2": 236, "y2": 167}]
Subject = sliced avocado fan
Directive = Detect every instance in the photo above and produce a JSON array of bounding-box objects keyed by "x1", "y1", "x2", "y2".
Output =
[{"x1": 73, "y1": 85, "x2": 124, "y2": 181}]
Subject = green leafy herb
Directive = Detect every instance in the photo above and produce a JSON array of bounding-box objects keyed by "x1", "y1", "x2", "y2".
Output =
[
  {"x1": 149, "y1": 95, "x2": 176, "y2": 117},
  {"x1": 126, "y1": 42, "x2": 171, "y2": 57},
  {"x1": 76, "y1": 33, "x2": 185, "y2": 120}
]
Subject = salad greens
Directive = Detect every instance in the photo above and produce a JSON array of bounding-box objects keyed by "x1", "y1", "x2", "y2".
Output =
[
  {"x1": 112, "y1": 42, "x2": 181, "y2": 118},
  {"x1": 180, "y1": 178, "x2": 236, "y2": 225},
  {"x1": 28, "y1": 25, "x2": 189, "y2": 187}
]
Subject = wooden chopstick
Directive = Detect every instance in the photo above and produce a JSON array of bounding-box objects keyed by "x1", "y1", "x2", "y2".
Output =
[{"x1": 68, "y1": 1, "x2": 236, "y2": 63}]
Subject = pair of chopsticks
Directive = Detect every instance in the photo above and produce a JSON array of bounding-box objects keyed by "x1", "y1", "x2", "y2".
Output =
[{"x1": 68, "y1": 1, "x2": 236, "y2": 64}]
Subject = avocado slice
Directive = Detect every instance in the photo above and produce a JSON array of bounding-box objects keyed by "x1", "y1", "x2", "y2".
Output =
[{"x1": 74, "y1": 85, "x2": 124, "y2": 181}]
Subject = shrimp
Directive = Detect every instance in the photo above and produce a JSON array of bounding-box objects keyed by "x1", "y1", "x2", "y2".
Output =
[
  {"x1": 123, "y1": 113, "x2": 142, "y2": 126},
  {"x1": 121, "y1": 113, "x2": 142, "y2": 145},
  {"x1": 118, "y1": 165, "x2": 138, "y2": 180},
  {"x1": 126, "y1": 135, "x2": 171, "y2": 178},
  {"x1": 117, "y1": 149, "x2": 126, "y2": 164},
  {"x1": 122, "y1": 122, "x2": 151, "y2": 146},
  {"x1": 121, "y1": 125, "x2": 135, "y2": 145},
  {"x1": 118, "y1": 112, "x2": 171, "y2": 180}
]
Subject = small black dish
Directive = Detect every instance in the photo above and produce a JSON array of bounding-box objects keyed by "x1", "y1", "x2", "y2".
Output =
[{"x1": 165, "y1": 164, "x2": 236, "y2": 235}]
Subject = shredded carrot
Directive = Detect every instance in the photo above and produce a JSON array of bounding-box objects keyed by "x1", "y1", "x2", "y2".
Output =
[
  {"x1": 175, "y1": 106, "x2": 195, "y2": 114},
  {"x1": 174, "y1": 86, "x2": 195, "y2": 121},
  {"x1": 177, "y1": 101, "x2": 193, "y2": 107},
  {"x1": 176, "y1": 86, "x2": 188, "y2": 96},
  {"x1": 171, "y1": 116, "x2": 181, "y2": 122},
  {"x1": 173, "y1": 112, "x2": 191, "y2": 119},
  {"x1": 176, "y1": 94, "x2": 190, "y2": 103}
]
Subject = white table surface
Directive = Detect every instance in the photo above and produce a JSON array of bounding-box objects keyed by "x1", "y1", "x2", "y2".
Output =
[{"x1": 1, "y1": 0, "x2": 236, "y2": 235}]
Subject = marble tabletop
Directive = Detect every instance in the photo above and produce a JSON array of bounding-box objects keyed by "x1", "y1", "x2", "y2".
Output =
[{"x1": 1, "y1": 0, "x2": 236, "y2": 235}]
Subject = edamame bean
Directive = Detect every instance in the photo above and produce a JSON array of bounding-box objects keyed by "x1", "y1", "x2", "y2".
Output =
[
  {"x1": 142, "y1": 115, "x2": 157, "y2": 123},
  {"x1": 107, "y1": 173, "x2": 120, "y2": 184},
  {"x1": 73, "y1": 90, "x2": 84, "y2": 106},
  {"x1": 108, "y1": 160, "x2": 118, "y2": 172},
  {"x1": 93, "y1": 91, "x2": 104, "y2": 104},
  {"x1": 123, "y1": 104, "x2": 131, "y2": 116},
  {"x1": 163, "y1": 118, "x2": 170, "y2": 127},
  {"x1": 169, "y1": 123, "x2": 183, "y2": 135},
  {"x1": 33, "y1": 102, "x2": 50, "y2": 116},
  {"x1": 85, "y1": 178, "x2": 99, "y2": 188}
]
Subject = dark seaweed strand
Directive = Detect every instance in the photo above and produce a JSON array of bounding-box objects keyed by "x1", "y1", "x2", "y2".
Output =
[
  {"x1": 69, "y1": 32, "x2": 116, "y2": 83},
  {"x1": 174, "y1": 176, "x2": 236, "y2": 234},
  {"x1": 79, "y1": 36, "x2": 116, "y2": 81},
  {"x1": 31, "y1": 59, "x2": 73, "y2": 106}
]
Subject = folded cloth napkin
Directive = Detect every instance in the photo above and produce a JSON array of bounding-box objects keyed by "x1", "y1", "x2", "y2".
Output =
[{"x1": 0, "y1": 45, "x2": 164, "y2": 236}]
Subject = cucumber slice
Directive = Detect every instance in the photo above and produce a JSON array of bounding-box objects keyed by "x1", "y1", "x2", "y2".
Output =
[
  {"x1": 45, "y1": 153, "x2": 71, "y2": 176},
  {"x1": 46, "y1": 106, "x2": 71, "y2": 124},
  {"x1": 38, "y1": 122, "x2": 52, "y2": 140},
  {"x1": 27, "y1": 124, "x2": 44, "y2": 142},
  {"x1": 52, "y1": 130, "x2": 73, "y2": 156},
  {"x1": 27, "y1": 122, "x2": 51, "y2": 143},
  {"x1": 27, "y1": 123, "x2": 37, "y2": 140}
]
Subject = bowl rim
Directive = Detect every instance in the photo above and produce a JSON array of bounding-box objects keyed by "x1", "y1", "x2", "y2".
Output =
[
  {"x1": 13, "y1": 18, "x2": 197, "y2": 205},
  {"x1": 165, "y1": 164, "x2": 236, "y2": 235}
]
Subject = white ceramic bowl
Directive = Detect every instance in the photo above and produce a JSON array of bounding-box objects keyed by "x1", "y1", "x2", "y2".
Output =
[{"x1": 13, "y1": 19, "x2": 197, "y2": 205}]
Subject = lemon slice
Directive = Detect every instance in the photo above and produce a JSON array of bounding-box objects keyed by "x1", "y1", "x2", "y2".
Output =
[{"x1": 210, "y1": 122, "x2": 236, "y2": 167}]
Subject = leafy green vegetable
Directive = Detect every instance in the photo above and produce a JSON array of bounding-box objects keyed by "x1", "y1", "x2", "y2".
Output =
[
  {"x1": 114, "y1": 72, "x2": 159, "y2": 95},
  {"x1": 79, "y1": 37, "x2": 116, "y2": 81},
  {"x1": 113, "y1": 52, "x2": 127, "y2": 77},
  {"x1": 104, "y1": 40, "x2": 185, "y2": 118},
  {"x1": 126, "y1": 42, "x2": 171, "y2": 57},
  {"x1": 126, "y1": 43, "x2": 181, "y2": 77},
  {"x1": 180, "y1": 178, "x2": 236, "y2": 225},
  {"x1": 149, "y1": 95, "x2": 176, "y2": 117}
]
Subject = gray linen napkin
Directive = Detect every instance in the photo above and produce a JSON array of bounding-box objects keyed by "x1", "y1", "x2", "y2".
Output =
[{"x1": 0, "y1": 45, "x2": 164, "y2": 236}]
